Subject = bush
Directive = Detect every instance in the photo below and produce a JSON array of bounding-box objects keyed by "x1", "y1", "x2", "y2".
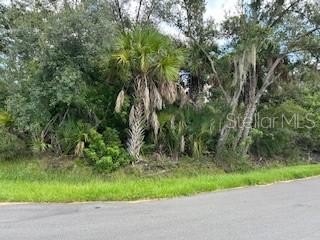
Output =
[
  {"x1": 0, "y1": 128, "x2": 26, "y2": 160},
  {"x1": 102, "y1": 127, "x2": 122, "y2": 146},
  {"x1": 157, "y1": 103, "x2": 225, "y2": 158},
  {"x1": 215, "y1": 147, "x2": 252, "y2": 172},
  {"x1": 250, "y1": 101, "x2": 308, "y2": 159},
  {"x1": 57, "y1": 120, "x2": 92, "y2": 156},
  {"x1": 84, "y1": 129, "x2": 129, "y2": 172},
  {"x1": 0, "y1": 111, "x2": 12, "y2": 127},
  {"x1": 251, "y1": 128, "x2": 297, "y2": 158}
]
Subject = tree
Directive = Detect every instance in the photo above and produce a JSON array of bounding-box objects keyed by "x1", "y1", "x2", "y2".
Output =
[
  {"x1": 113, "y1": 28, "x2": 185, "y2": 159},
  {"x1": 212, "y1": 0, "x2": 320, "y2": 154},
  {"x1": 109, "y1": 0, "x2": 174, "y2": 30},
  {"x1": 3, "y1": 0, "x2": 115, "y2": 153},
  {"x1": 166, "y1": 0, "x2": 218, "y2": 98},
  {"x1": 231, "y1": 0, "x2": 319, "y2": 153},
  {"x1": 157, "y1": 0, "x2": 320, "y2": 157}
]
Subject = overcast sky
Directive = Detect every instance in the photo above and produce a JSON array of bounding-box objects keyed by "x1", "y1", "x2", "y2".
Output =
[
  {"x1": 0, "y1": 0, "x2": 8, "y2": 5},
  {"x1": 0, "y1": 0, "x2": 238, "y2": 38},
  {"x1": 0, "y1": 0, "x2": 238, "y2": 22},
  {"x1": 159, "y1": 0, "x2": 238, "y2": 39},
  {"x1": 206, "y1": 0, "x2": 238, "y2": 22}
]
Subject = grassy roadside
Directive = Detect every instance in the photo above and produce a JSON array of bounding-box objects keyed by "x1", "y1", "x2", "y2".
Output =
[{"x1": 0, "y1": 160, "x2": 320, "y2": 202}]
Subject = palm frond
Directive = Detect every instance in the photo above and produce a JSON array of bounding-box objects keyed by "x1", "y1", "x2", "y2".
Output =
[
  {"x1": 150, "y1": 111, "x2": 160, "y2": 139},
  {"x1": 151, "y1": 85, "x2": 163, "y2": 110},
  {"x1": 157, "y1": 50, "x2": 185, "y2": 81},
  {"x1": 115, "y1": 89, "x2": 125, "y2": 113},
  {"x1": 180, "y1": 135, "x2": 185, "y2": 153},
  {"x1": 112, "y1": 49, "x2": 130, "y2": 65},
  {"x1": 160, "y1": 81, "x2": 178, "y2": 104},
  {"x1": 0, "y1": 111, "x2": 12, "y2": 126}
]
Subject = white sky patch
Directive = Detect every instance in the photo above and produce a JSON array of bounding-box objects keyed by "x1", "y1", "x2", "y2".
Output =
[
  {"x1": 205, "y1": 0, "x2": 239, "y2": 22},
  {"x1": 0, "y1": 0, "x2": 239, "y2": 40},
  {"x1": 1, "y1": 0, "x2": 239, "y2": 23},
  {"x1": 0, "y1": 0, "x2": 10, "y2": 5},
  {"x1": 159, "y1": 22, "x2": 187, "y2": 40},
  {"x1": 159, "y1": 0, "x2": 239, "y2": 40}
]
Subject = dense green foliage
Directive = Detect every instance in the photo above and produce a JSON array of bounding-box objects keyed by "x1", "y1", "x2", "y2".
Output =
[
  {"x1": 0, "y1": 128, "x2": 26, "y2": 160},
  {"x1": 84, "y1": 129, "x2": 129, "y2": 172},
  {"x1": 0, "y1": 0, "x2": 319, "y2": 173}
]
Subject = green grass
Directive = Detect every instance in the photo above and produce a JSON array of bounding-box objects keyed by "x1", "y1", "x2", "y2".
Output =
[{"x1": 0, "y1": 160, "x2": 320, "y2": 202}]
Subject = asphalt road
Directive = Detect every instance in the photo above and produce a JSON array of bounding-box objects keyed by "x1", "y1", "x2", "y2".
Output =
[{"x1": 0, "y1": 177, "x2": 319, "y2": 240}]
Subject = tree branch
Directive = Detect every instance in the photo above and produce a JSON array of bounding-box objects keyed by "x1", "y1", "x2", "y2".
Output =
[
  {"x1": 188, "y1": 35, "x2": 231, "y2": 103},
  {"x1": 146, "y1": 0, "x2": 157, "y2": 21},
  {"x1": 255, "y1": 56, "x2": 283, "y2": 102},
  {"x1": 113, "y1": 0, "x2": 125, "y2": 32},
  {"x1": 135, "y1": 0, "x2": 143, "y2": 23},
  {"x1": 269, "y1": 0, "x2": 302, "y2": 28}
]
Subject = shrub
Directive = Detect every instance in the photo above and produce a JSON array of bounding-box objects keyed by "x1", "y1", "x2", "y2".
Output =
[
  {"x1": 251, "y1": 128, "x2": 297, "y2": 158},
  {"x1": 31, "y1": 135, "x2": 50, "y2": 154},
  {"x1": 84, "y1": 129, "x2": 129, "y2": 172},
  {"x1": 250, "y1": 101, "x2": 308, "y2": 159},
  {"x1": 0, "y1": 128, "x2": 26, "y2": 160},
  {"x1": 215, "y1": 147, "x2": 252, "y2": 172},
  {"x1": 102, "y1": 127, "x2": 122, "y2": 146},
  {"x1": 0, "y1": 111, "x2": 12, "y2": 127},
  {"x1": 57, "y1": 120, "x2": 91, "y2": 156},
  {"x1": 157, "y1": 103, "x2": 225, "y2": 158}
]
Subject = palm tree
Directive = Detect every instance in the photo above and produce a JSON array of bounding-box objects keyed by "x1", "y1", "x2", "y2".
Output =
[{"x1": 113, "y1": 28, "x2": 185, "y2": 160}]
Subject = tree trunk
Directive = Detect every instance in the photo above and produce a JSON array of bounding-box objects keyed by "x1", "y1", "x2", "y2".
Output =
[
  {"x1": 234, "y1": 101, "x2": 257, "y2": 152},
  {"x1": 216, "y1": 56, "x2": 247, "y2": 152},
  {"x1": 217, "y1": 118, "x2": 233, "y2": 151},
  {"x1": 216, "y1": 99, "x2": 238, "y2": 152},
  {"x1": 233, "y1": 57, "x2": 283, "y2": 153}
]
